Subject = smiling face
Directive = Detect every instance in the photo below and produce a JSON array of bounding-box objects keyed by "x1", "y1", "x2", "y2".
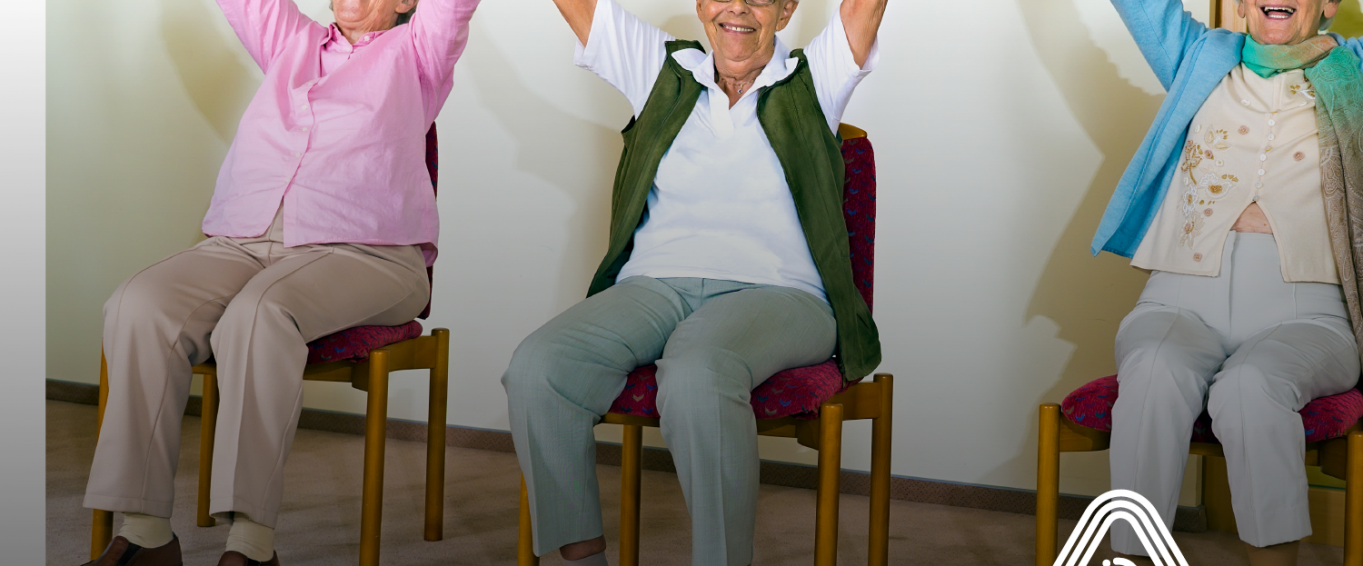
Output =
[
  {"x1": 697, "y1": 0, "x2": 799, "y2": 71},
  {"x1": 1236, "y1": 0, "x2": 1339, "y2": 45},
  {"x1": 331, "y1": 0, "x2": 416, "y2": 35}
]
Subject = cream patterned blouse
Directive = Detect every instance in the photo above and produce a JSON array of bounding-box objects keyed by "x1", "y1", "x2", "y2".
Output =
[{"x1": 1132, "y1": 65, "x2": 1337, "y2": 284}]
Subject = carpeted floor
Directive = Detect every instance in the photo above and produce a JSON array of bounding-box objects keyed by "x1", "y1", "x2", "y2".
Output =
[{"x1": 46, "y1": 399, "x2": 1347, "y2": 565}]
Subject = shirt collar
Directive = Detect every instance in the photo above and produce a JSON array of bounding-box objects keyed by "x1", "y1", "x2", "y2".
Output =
[
  {"x1": 324, "y1": 23, "x2": 387, "y2": 49},
  {"x1": 671, "y1": 36, "x2": 798, "y2": 96}
]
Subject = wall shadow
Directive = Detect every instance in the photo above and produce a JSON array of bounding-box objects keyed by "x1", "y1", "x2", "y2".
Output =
[
  {"x1": 461, "y1": 23, "x2": 621, "y2": 309},
  {"x1": 998, "y1": 0, "x2": 1166, "y2": 484},
  {"x1": 159, "y1": 0, "x2": 260, "y2": 143},
  {"x1": 1017, "y1": 0, "x2": 1160, "y2": 401}
]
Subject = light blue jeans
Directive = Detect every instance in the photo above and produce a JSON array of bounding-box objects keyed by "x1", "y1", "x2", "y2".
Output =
[{"x1": 503, "y1": 276, "x2": 836, "y2": 565}]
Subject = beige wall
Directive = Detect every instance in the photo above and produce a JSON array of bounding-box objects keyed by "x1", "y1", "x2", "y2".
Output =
[{"x1": 51, "y1": 0, "x2": 1266, "y2": 505}]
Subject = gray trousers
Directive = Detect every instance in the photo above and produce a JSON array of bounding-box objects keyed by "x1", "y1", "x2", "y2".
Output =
[
  {"x1": 1110, "y1": 232, "x2": 1359, "y2": 552},
  {"x1": 85, "y1": 209, "x2": 430, "y2": 527},
  {"x1": 502, "y1": 276, "x2": 837, "y2": 565}
]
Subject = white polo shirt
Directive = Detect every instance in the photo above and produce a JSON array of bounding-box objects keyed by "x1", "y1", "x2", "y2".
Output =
[{"x1": 574, "y1": 0, "x2": 878, "y2": 301}]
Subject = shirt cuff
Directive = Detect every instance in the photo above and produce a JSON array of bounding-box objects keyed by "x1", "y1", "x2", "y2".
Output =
[{"x1": 573, "y1": 0, "x2": 615, "y2": 68}]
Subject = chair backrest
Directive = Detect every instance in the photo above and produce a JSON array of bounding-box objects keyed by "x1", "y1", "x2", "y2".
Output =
[
  {"x1": 419, "y1": 123, "x2": 438, "y2": 319},
  {"x1": 839, "y1": 123, "x2": 876, "y2": 312}
]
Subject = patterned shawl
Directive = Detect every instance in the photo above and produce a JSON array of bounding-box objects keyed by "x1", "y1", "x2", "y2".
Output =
[{"x1": 1244, "y1": 35, "x2": 1363, "y2": 365}]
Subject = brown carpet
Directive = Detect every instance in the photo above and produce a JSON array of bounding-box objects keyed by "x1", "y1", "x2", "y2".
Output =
[{"x1": 46, "y1": 400, "x2": 1346, "y2": 565}]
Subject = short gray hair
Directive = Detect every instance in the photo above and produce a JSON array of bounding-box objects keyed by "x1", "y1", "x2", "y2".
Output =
[{"x1": 1234, "y1": 0, "x2": 1341, "y2": 31}]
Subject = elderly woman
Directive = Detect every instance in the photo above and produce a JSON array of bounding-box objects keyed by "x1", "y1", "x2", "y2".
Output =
[
  {"x1": 80, "y1": 0, "x2": 478, "y2": 564},
  {"x1": 1098, "y1": 0, "x2": 1363, "y2": 564},
  {"x1": 501, "y1": 0, "x2": 886, "y2": 564}
]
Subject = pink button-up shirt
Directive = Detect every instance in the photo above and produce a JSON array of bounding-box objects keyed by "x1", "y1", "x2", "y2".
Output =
[{"x1": 205, "y1": 0, "x2": 479, "y2": 266}]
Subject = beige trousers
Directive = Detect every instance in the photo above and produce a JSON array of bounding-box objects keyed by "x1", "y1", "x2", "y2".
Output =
[{"x1": 84, "y1": 209, "x2": 430, "y2": 527}]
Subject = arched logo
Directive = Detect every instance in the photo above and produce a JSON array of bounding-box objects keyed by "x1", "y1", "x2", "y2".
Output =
[{"x1": 1053, "y1": 489, "x2": 1190, "y2": 566}]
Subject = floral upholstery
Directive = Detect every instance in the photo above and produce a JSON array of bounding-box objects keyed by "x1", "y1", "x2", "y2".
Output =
[
  {"x1": 297, "y1": 124, "x2": 438, "y2": 365},
  {"x1": 307, "y1": 321, "x2": 425, "y2": 364},
  {"x1": 1061, "y1": 375, "x2": 1363, "y2": 444},
  {"x1": 606, "y1": 133, "x2": 877, "y2": 421}
]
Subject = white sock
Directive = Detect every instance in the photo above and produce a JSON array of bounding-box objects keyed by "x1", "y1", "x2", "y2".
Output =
[
  {"x1": 117, "y1": 513, "x2": 173, "y2": 548},
  {"x1": 225, "y1": 513, "x2": 275, "y2": 562},
  {"x1": 563, "y1": 551, "x2": 609, "y2": 566}
]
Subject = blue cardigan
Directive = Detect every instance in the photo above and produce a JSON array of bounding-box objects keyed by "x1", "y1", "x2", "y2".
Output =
[{"x1": 1092, "y1": 0, "x2": 1363, "y2": 257}]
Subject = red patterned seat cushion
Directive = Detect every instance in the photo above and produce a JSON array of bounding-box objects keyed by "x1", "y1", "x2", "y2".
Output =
[
  {"x1": 1061, "y1": 375, "x2": 1363, "y2": 444},
  {"x1": 609, "y1": 361, "x2": 857, "y2": 421},
  {"x1": 606, "y1": 133, "x2": 876, "y2": 421},
  {"x1": 306, "y1": 321, "x2": 424, "y2": 364}
]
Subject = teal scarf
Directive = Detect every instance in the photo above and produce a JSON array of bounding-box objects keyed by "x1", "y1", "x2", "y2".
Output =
[{"x1": 1243, "y1": 35, "x2": 1363, "y2": 355}]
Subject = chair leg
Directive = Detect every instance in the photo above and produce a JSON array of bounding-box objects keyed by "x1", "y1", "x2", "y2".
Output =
[
  {"x1": 359, "y1": 351, "x2": 390, "y2": 566},
  {"x1": 519, "y1": 474, "x2": 539, "y2": 566},
  {"x1": 197, "y1": 373, "x2": 219, "y2": 528},
  {"x1": 868, "y1": 374, "x2": 893, "y2": 566},
  {"x1": 814, "y1": 403, "x2": 845, "y2": 566},
  {"x1": 1037, "y1": 404, "x2": 1062, "y2": 566},
  {"x1": 1347, "y1": 431, "x2": 1363, "y2": 566},
  {"x1": 621, "y1": 424, "x2": 643, "y2": 566},
  {"x1": 92, "y1": 351, "x2": 113, "y2": 560},
  {"x1": 424, "y1": 329, "x2": 450, "y2": 542}
]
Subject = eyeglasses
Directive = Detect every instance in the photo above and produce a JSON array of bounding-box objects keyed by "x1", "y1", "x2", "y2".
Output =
[{"x1": 710, "y1": 0, "x2": 778, "y2": 7}]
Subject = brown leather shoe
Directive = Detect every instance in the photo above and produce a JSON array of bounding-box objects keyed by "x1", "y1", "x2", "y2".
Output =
[
  {"x1": 81, "y1": 535, "x2": 182, "y2": 566},
  {"x1": 216, "y1": 551, "x2": 280, "y2": 566}
]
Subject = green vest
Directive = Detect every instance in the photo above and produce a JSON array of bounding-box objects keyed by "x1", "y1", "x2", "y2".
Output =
[{"x1": 587, "y1": 40, "x2": 882, "y2": 382}]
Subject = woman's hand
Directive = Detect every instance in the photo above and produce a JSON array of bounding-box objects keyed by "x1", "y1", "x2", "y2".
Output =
[{"x1": 840, "y1": 0, "x2": 887, "y2": 68}]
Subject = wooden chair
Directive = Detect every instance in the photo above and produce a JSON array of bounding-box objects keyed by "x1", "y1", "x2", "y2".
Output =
[
  {"x1": 91, "y1": 125, "x2": 450, "y2": 566},
  {"x1": 516, "y1": 124, "x2": 894, "y2": 566},
  {"x1": 1035, "y1": 378, "x2": 1363, "y2": 566}
]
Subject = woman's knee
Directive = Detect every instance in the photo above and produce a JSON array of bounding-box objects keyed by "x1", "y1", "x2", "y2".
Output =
[
  {"x1": 1117, "y1": 336, "x2": 1217, "y2": 405},
  {"x1": 655, "y1": 349, "x2": 751, "y2": 413},
  {"x1": 1209, "y1": 362, "x2": 1299, "y2": 419},
  {"x1": 103, "y1": 271, "x2": 183, "y2": 335},
  {"x1": 501, "y1": 329, "x2": 589, "y2": 402},
  {"x1": 213, "y1": 287, "x2": 298, "y2": 345}
]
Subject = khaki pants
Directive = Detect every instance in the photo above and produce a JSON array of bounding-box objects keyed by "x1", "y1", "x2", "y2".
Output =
[
  {"x1": 84, "y1": 210, "x2": 430, "y2": 527},
  {"x1": 503, "y1": 276, "x2": 837, "y2": 566},
  {"x1": 1110, "y1": 232, "x2": 1360, "y2": 552}
]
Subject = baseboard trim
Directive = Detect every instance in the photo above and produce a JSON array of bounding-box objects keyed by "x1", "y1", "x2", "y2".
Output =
[{"x1": 46, "y1": 379, "x2": 1207, "y2": 532}]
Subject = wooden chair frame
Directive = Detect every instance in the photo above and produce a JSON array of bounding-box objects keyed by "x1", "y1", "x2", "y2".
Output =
[
  {"x1": 1034, "y1": 403, "x2": 1363, "y2": 566},
  {"x1": 91, "y1": 328, "x2": 451, "y2": 566},
  {"x1": 515, "y1": 373, "x2": 894, "y2": 566}
]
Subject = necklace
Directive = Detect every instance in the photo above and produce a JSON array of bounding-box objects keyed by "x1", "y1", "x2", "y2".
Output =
[{"x1": 733, "y1": 78, "x2": 754, "y2": 95}]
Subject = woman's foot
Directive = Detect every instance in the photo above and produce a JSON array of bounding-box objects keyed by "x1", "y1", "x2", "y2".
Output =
[
  {"x1": 561, "y1": 536, "x2": 607, "y2": 562},
  {"x1": 216, "y1": 550, "x2": 280, "y2": 566},
  {"x1": 81, "y1": 534, "x2": 182, "y2": 566},
  {"x1": 1246, "y1": 541, "x2": 1299, "y2": 566},
  {"x1": 1112, "y1": 554, "x2": 1155, "y2": 566}
]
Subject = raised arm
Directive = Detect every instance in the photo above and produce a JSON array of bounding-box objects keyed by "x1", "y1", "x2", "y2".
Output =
[
  {"x1": 216, "y1": 0, "x2": 315, "y2": 72},
  {"x1": 1110, "y1": 0, "x2": 1209, "y2": 89},
  {"x1": 554, "y1": 0, "x2": 598, "y2": 44},
  {"x1": 409, "y1": 0, "x2": 482, "y2": 117},
  {"x1": 840, "y1": 0, "x2": 886, "y2": 67}
]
